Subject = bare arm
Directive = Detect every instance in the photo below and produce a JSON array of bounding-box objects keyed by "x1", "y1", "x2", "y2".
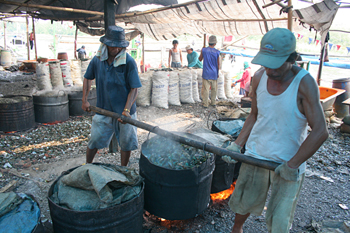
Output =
[
  {"x1": 168, "y1": 50, "x2": 172, "y2": 68},
  {"x1": 82, "y1": 78, "x2": 92, "y2": 111},
  {"x1": 234, "y1": 68, "x2": 264, "y2": 147},
  {"x1": 180, "y1": 49, "x2": 183, "y2": 65},
  {"x1": 198, "y1": 48, "x2": 203, "y2": 62},
  {"x1": 118, "y1": 88, "x2": 138, "y2": 123},
  {"x1": 288, "y1": 72, "x2": 329, "y2": 168}
]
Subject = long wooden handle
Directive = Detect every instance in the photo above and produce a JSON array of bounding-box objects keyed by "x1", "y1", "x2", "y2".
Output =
[{"x1": 89, "y1": 106, "x2": 280, "y2": 171}]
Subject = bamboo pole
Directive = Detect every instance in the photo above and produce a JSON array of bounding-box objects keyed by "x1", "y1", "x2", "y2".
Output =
[
  {"x1": 220, "y1": 35, "x2": 249, "y2": 50},
  {"x1": 197, "y1": 18, "x2": 289, "y2": 22},
  {"x1": 203, "y1": 33, "x2": 206, "y2": 48},
  {"x1": 114, "y1": 0, "x2": 206, "y2": 19},
  {"x1": 26, "y1": 16, "x2": 30, "y2": 60},
  {"x1": 317, "y1": 44, "x2": 326, "y2": 86},
  {"x1": 0, "y1": 0, "x2": 104, "y2": 16},
  {"x1": 3, "y1": 21, "x2": 6, "y2": 50},
  {"x1": 288, "y1": 0, "x2": 293, "y2": 31},
  {"x1": 262, "y1": 0, "x2": 283, "y2": 8},
  {"x1": 74, "y1": 25, "x2": 78, "y2": 59},
  {"x1": 142, "y1": 33, "x2": 145, "y2": 73},
  {"x1": 32, "y1": 17, "x2": 37, "y2": 60},
  {"x1": 89, "y1": 106, "x2": 280, "y2": 171}
]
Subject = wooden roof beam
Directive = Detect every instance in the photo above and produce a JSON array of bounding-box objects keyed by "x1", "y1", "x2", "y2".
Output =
[{"x1": 0, "y1": 0, "x2": 104, "y2": 16}]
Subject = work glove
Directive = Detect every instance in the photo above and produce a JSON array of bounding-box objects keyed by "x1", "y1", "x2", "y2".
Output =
[
  {"x1": 222, "y1": 142, "x2": 242, "y2": 164},
  {"x1": 275, "y1": 162, "x2": 300, "y2": 182}
]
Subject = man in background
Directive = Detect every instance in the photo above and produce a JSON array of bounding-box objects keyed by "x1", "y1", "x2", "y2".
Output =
[
  {"x1": 77, "y1": 45, "x2": 87, "y2": 60},
  {"x1": 185, "y1": 45, "x2": 203, "y2": 68},
  {"x1": 199, "y1": 35, "x2": 220, "y2": 108}
]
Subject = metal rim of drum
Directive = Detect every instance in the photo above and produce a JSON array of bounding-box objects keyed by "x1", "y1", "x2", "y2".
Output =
[{"x1": 47, "y1": 163, "x2": 144, "y2": 233}]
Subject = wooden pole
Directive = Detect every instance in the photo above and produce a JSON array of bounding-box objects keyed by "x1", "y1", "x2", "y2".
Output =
[
  {"x1": 142, "y1": 33, "x2": 145, "y2": 73},
  {"x1": 104, "y1": 0, "x2": 116, "y2": 30},
  {"x1": 90, "y1": 106, "x2": 281, "y2": 171},
  {"x1": 26, "y1": 16, "x2": 30, "y2": 60},
  {"x1": 74, "y1": 25, "x2": 78, "y2": 59},
  {"x1": 3, "y1": 21, "x2": 6, "y2": 50},
  {"x1": 0, "y1": 0, "x2": 104, "y2": 16},
  {"x1": 203, "y1": 33, "x2": 206, "y2": 48},
  {"x1": 317, "y1": 44, "x2": 326, "y2": 86},
  {"x1": 32, "y1": 17, "x2": 37, "y2": 60},
  {"x1": 288, "y1": 0, "x2": 293, "y2": 31}
]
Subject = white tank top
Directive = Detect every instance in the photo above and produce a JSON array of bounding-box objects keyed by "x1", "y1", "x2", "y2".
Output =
[
  {"x1": 245, "y1": 68, "x2": 308, "y2": 174},
  {"x1": 171, "y1": 48, "x2": 181, "y2": 63}
]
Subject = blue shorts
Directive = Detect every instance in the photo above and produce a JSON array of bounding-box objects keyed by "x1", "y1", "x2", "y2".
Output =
[
  {"x1": 88, "y1": 113, "x2": 138, "y2": 151},
  {"x1": 171, "y1": 62, "x2": 181, "y2": 68}
]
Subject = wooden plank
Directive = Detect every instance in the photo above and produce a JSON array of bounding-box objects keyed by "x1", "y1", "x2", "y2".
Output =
[
  {"x1": 0, "y1": 180, "x2": 17, "y2": 193},
  {"x1": 0, "y1": 0, "x2": 104, "y2": 16}
]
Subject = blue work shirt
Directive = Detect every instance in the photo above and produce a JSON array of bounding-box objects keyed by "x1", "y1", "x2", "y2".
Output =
[
  {"x1": 201, "y1": 47, "x2": 220, "y2": 80},
  {"x1": 84, "y1": 53, "x2": 142, "y2": 115},
  {"x1": 187, "y1": 51, "x2": 203, "y2": 68}
]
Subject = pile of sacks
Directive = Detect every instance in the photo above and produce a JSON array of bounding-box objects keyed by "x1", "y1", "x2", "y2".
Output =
[
  {"x1": 36, "y1": 59, "x2": 91, "y2": 92},
  {"x1": 136, "y1": 68, "x2": 233, "y2": 109}
]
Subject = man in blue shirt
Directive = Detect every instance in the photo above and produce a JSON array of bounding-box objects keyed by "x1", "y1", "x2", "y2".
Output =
[
  {"x1": 199, "y1": 35, "x2": 220, "y2": 107},
  {"x1": 185, "y1": 45, "x2": 203, "y2": 68},
  {"x1": 82, "y1": 26, "x2": 142, "y2": 166}
]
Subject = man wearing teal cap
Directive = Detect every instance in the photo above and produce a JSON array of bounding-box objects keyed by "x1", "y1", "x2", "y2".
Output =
[
  {"x1": 225, "y1": 28, "x2": 329, "y2": 233},
  {"x1": 233, "y1": 61, "x2": 252, "y2": 95}
]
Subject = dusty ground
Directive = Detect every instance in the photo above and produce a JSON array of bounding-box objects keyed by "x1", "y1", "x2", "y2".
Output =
[{"x1": 1, "y1": 72, "x2": 350, "y2": 232}]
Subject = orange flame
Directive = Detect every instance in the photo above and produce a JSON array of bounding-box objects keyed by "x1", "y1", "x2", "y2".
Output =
[{"x1": 210, "y1": 182, "x2": 236, "y2": 201}]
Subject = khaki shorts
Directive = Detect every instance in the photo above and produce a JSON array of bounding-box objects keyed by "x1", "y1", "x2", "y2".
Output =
[{"x1": 229, "y1": 163, "x2": 304, "y2": 233}]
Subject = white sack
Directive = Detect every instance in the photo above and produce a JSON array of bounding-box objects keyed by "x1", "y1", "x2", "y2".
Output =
[
  {"x1": 168, "y1": 71, "x2": 181, "y2": 106},
  {"x1": 217, "y1": 70, "x2": 226, "y2": 99},
  {"x1": 178, "y1": 69, "x2": 195, "y2": 104},
  {"x1": 197, "y1": 69, "x2": 203, "y2": 99},
  {"x1": 136, "y1": 71, "x2": 153, "y2": 107},
  {"x1": 191, "y1": 69, "x2": 201, "y2": 102},
  {"x1": 152, "y1": 71, "x2": 169, "y2": 109},
  {"x1": 36, "y1": 62, "x2": 52, "y2": 91},
  {"x1": 60, "y1": 61, "x2": 73, "y2": 87},
  {"x1": 49, "y1": 61, "x2": 64, "y2": 89},
  {"x1": 224, "y1": 70, "x2": 233, "y2": 99},
  {"x1": 71, "y1": 60, "x2": 83, "y2": 86}
]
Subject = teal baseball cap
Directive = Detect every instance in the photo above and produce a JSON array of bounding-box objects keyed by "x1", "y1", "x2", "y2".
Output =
[{"x1": 251, "y1": 28, "x2": 296, "y2": 69}]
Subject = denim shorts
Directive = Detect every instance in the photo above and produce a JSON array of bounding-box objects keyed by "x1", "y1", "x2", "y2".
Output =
[
  {"x1": 171, "y1": 62, "x2": 181, "y2": 68},
  {"x1": 88, "y1": 113, "x2": 138, "y2": 151}
]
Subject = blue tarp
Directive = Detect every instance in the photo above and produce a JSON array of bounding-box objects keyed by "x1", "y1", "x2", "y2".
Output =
[{"x1": 221, "y1": 50, "x2": 350, "y2": 69}]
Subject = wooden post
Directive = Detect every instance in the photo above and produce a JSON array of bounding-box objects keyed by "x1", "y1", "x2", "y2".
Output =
[
  {"x1": 288, "y1": 0, "x2": 293, "y2": 31},
  {"x1": 26, "y1": 16, "x2": 30, "y2": 60},
  {"x1": 203, "y1": 33, "x2": 207, "y2": 47},
  {"x1": 74, "y1": 25, "x2": 78, "y2": 59},
  {"x1": 142, "y1": 33, "x2": 145, "y2": 73},
  {"x1": 32, "y1": 17, "x2": 37, "y2": 60},
  {"x1": 3, "y1": 21, "x2": 6, "y2": 50},
  {"x1": 104, "y1": 0, "x2": 116, "y2": 30},
  {"x1": 317, "y1": 44, "x2": 326, "y2": 86}
]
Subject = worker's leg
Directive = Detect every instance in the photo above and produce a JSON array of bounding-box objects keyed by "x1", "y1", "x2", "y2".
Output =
[
  {"x1": 202, "y1": 79, "x2": 210, "y2": 107},
  {"x1": 228, "y1": 163, "x2": 271, "y2": 232},
  {"x1": 114, "y1": 113, "x2": 139, "y2": 166},
  {"x1": 266, "y1": 173, "x2": 305, "y2": 233},
  {"x1": 86, "y1": 148, "x2": 98, "y2": 163},
  {"x1": 86, "y1": 114, "x2": 114, "y2": 163},
  {"x1": 120, "y1": 150, "x2": 131, "y2": 166},
  {"x1": 231, "y1": 213, "x2": 250, "y2": 233},
  {"x1": 210, "y1": 79, "x2": 217, "y2": 106}
]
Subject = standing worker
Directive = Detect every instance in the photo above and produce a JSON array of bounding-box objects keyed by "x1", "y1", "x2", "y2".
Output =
[
  {"x1": 226, "y1": 28, "x2": 328, "y2": 233},
  {"x1": 199, "y1": 35, "x2": 220, "y2": 108},
  {"x1": 185, "y1": 45, "x2": 203, "y2": 68},
  {"x1": 29, "y1": 32, "x2": 34, "y2": 50},
  {"x1": 168, "y1": 40, "x2": 182, "y2": 68},
  {"x1": 82, "y1": 26, "x2": 142, "y2": 166},
  {"x1": 77, "y1": 45, "x2": 87, "y2": 60},
  {"x1": 233, "y1": 61, "x2": 252, "y2": 96}
]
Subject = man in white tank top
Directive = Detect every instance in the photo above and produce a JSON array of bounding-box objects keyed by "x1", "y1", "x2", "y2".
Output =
[{"x1": 227, "y1": 28, "x2": 329, "y2": 233}]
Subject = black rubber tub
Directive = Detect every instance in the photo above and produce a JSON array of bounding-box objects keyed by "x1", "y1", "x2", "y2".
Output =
[
  {"x1": 33, "y1": 93, "x2": 69, "y2": 123},
  {"x1": 68, "y1": 88, "x2": 97, "y2": 116},
  {"x1": 211, "y1": 118, "x2": 245, "y2": 185},
  {"x1": 48, "y1": 164, "x2": 144, "y2": 233},
  {"x1": 140, "y1": 135, "x2": 215, "y2": 220},
  {"x1": 0, "y1": 95, "x2": 35, "y2": 132}
]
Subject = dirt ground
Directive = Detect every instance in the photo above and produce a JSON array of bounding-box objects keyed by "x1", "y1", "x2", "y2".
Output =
[{"x1": 1, "y1": 76, "x2": 350, "y2": 232}]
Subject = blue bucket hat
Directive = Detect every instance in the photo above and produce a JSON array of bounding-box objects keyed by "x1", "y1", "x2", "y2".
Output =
[{"x1": 100, "y1": 25, "x2": 130, "y2": 48}]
